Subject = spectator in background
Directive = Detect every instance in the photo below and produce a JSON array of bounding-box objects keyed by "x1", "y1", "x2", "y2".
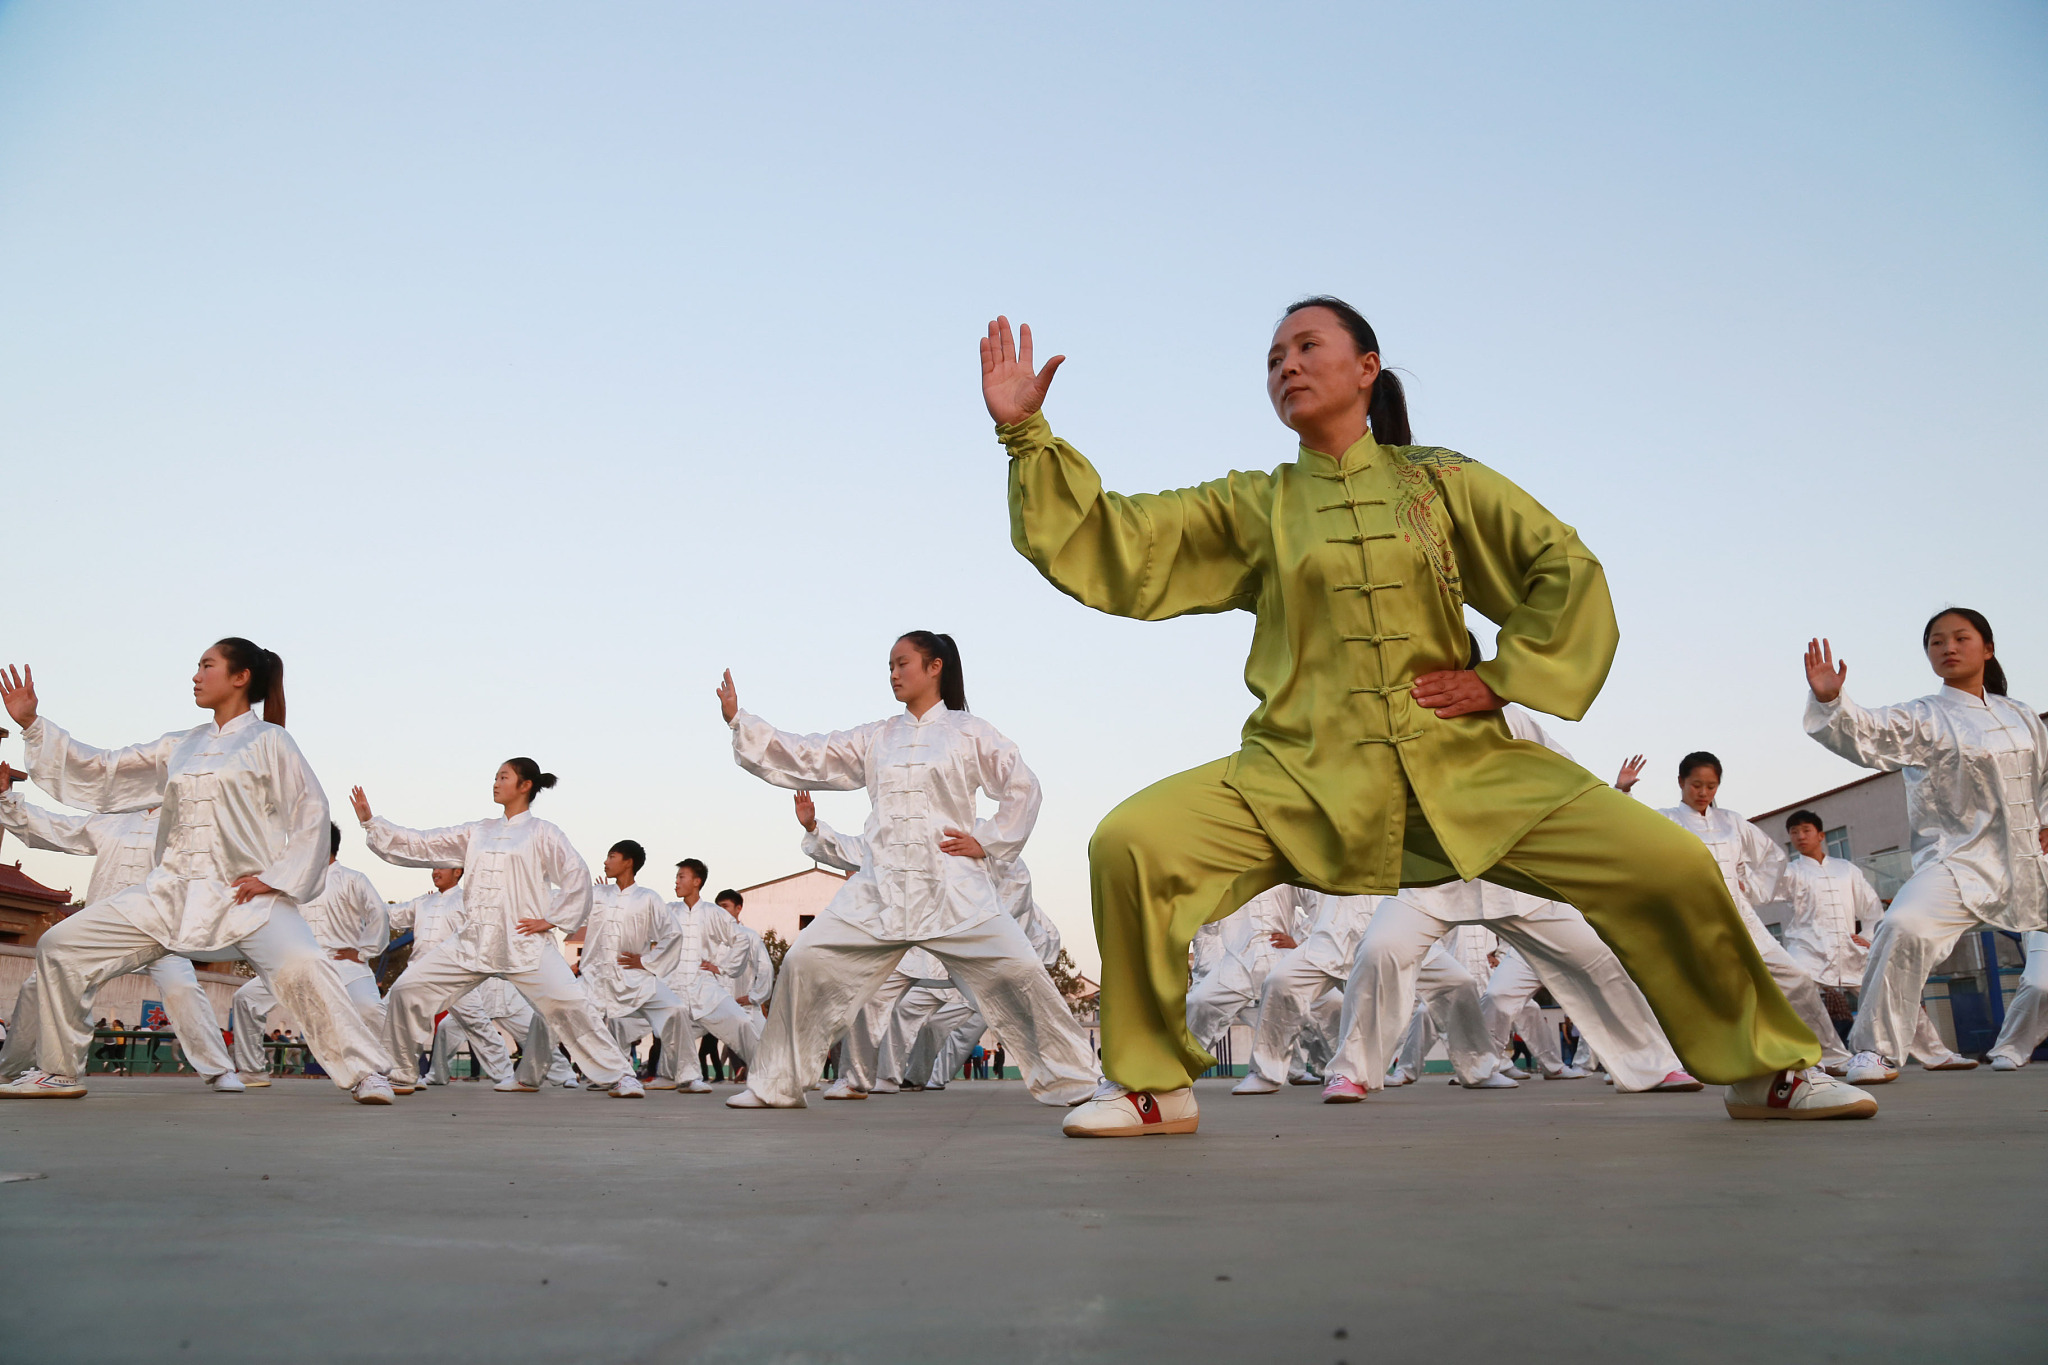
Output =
[
  {"x1": 699, "y1": 1031, "x2": 724, "y2": 1083},
  {"x1": 992, "y1": 1041, "x2": 1006, "y2": 1079}
]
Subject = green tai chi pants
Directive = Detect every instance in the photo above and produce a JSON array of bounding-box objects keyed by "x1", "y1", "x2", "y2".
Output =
[{"x1": 1087, "y1": 759, "x2": 1820, "y2": 1092}]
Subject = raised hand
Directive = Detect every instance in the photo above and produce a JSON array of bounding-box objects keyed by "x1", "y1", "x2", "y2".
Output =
[
  {"x1": 349, "y1": 786, "x2": 373, "y2": 823},
  {"x1": 1804, "y1": 638, "x2": 1846, "y2": 703},
  {"x1": 717, "y1": 670, "x2": 739, "y2": 725},
  {"x1": 979, "y1": 316, "x2": 1065, "y2": 426},
  {"x1": 1410, "y1": 669, "x2": 1503, "y2": 719},
  {"x1": 1613, "y1": 754, "x2": 1646, "y2": 793},
  {"x1": 794, "y1": 791, "x2": 817, "y2": 833},
  {"x1": 0, "y1": 665, "x2": 39, "y2": 730}
]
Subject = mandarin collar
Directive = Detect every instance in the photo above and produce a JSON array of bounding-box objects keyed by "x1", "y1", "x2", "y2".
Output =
[
  {"x1": 214, "y1": 709, "x2": 262, "y2": 737},
  {"x1": 1299, "y1": 427, "x2": 1383, "y2": 475}
]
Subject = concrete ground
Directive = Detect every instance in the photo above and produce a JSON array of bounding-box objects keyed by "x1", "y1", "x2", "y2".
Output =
[{"x1": 1, "y1": 1069, "x2": 2043, "y2": 1365}]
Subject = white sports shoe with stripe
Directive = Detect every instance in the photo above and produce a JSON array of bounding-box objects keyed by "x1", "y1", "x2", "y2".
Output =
[
  {"x1": 0, "y1": 1070, "x2": 87, "y2": 1099},
  {"x1": 1062, "y1": 1081, "x2": 1198, "y2": 1137}
]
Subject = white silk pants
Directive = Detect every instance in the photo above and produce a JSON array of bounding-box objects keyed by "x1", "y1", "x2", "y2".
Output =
[
  {"x1": 231, "y1": 963, "x2": 385, "y2": 1074},
  {"x1": 1185, "y1": 956, "x2": 1269, "y2": 1059},
  {"x1": 928, "y1": 997, "x2": 990, "y2": 1085},
  {"x1": 1246, "y1": 949, "x2": 1349, "y2": 1085},
  {"x1": 383, "y1": 937, "x2": 631, "y2": 1086},
  {"x1": 1848, "y1": 865, "x2": 1993, "y2": 1065},
  {"x1": 0, "y1": 952, "x2": 234, "y2": 1082},
  {"x1": 9, "y1": 897, "x2": 389, "y2": 1090},
  {"x1": 746, "y1": 911, "x2": 1096, "y2": 1108},
  {"x1": 427, "y1": 988, "x2": 520, "y2": 1083},
  {"x1": 1737, "y1": 913, "x2": 1852, "y2": 1069},
  {"x1": 1990, "y1": 931, "x2": 2048, "y2": 1067},
  {"x1": 1333, "y1": 897, "x2": 1687, "y2": 1092}
]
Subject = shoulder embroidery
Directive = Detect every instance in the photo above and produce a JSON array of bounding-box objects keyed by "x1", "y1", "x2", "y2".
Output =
[{"x1": 1389, "y1": 447, "x2": 1468, "y2": 600}]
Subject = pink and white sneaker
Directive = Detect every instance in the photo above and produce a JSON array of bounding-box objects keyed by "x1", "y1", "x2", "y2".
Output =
[
  {"x1": 1321, "y1": 1076, "x2": 1368, "y2": 1104},
  {"x1": 1061, "y1": 1082, "x2": 1199, "y2": 1137},
  {"x1": 1650, "y1": 1070, "x2": 1703, "y2": 1092}
]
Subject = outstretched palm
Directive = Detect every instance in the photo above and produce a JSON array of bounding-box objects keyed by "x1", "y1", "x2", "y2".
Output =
[
  {"x1": 0, "y1": 665, "x2": 38, "y2": 730},
  {"x1": 980, "y1": 316, "x2": 1065, "y2": 426},
  {"x1": 1804, "y1": 638, "x2": 1846, "y2": 703}
]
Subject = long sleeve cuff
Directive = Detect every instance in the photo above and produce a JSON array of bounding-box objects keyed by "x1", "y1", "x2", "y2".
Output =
[{"x1": 995, "y1": 410, "x2": 1056, "y2": 456}]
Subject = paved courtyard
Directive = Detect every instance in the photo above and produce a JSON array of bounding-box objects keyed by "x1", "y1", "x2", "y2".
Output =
[{"x1": 1, "y1": 1068, "x2": 2042, "y2": 1364}]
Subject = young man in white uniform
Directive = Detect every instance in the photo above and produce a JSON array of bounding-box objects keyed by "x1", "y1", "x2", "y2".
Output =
[
  {"x1": 584, "y1": 841, "x2": 687, "y2": 1087},
  {"x1": 713, "y1": 887, "x2": 774, "y2": 1068},
  {"x1": 0, "y1": 780, "x2": 241, "y2": 1089},
  {"x1": 230, "y1": 824, "x2": 389, "y2": 1083},
  {"x1": 1778, "y1": 809, "x2": 1974, "y2": 1073},
  {"x1": 652, "y1": 858, "x2": 759, "y2": 1092}
]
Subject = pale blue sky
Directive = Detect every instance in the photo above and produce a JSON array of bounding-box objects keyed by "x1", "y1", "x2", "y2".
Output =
[{"x1": 1, "y1": 4, "x2": 2041, "y2": 971}]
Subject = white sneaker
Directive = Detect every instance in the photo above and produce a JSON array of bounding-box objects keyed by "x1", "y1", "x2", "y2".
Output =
[
  {"x1": 1990, "y1": 1055, "x2": 2021, "y2": 1071},
  {"x1": 1500, "y1": 1064, "x2": 1532, "y2": 1081},
  {"x1": 1543, "y1": 1065, "x2": 1587, "y2": 1080},
  {"x1": 608, "y1": 1075, "x2": 645, "y2": 1099},
  {"x1": 870, "y1": 1078, "x2": 900, "y2": 1095},
  {"x1": 205, "y1": 1071, "x2": 246, "y2": 1093},
  {"x1": 388, "y1": 1077, "x2": 417, "y2": 1096},
  {"x1": 352, "y1": 1075, "x2": 395, "y2": 1106},
  {"x1": 493, "y1": 1078, "x2": 540, "y2": 1092},
  {"x1": 821, "y1": 1078, "x2": 867, "y2": 1101},
  {"x1": 1230, "y1": 1073, "x2": 1281, "y2": 1095},
  {"x1": 678, "y1": 1078, "x2": 714, "y2": 1094},
  {"x1": 1724, "y1": 1069, "x2": 1878, "y2": 1120},
  {"x1": 0, "y1": 1070, "x2": 87, "y2": 1099},
  {"x1": 1382, "y1": 1068, "x2": 1413, "y2": 1088},
  {"x1": 1061, "y1": 1082, "x2": 1198, "y2": 1138},
  {"x1": 1286, "y1": 1071, "x2": 1323, "y2": 1086},
  {"x1": 1923, "y1": 1053, "x2": 1979, "y2": 1071},
  {"x1": 1464, "y1": 1071, "x2": 1519, "y2": 1089},
  {"x1": 725, "y1": 1086, "x2": 802, "y2": 1109},
  {"x1": 1846, "y1": 1050, "x2": 1899, "y2": 1085},
  {"x1": 241, "y1": 1073, "x2": 272, "y2": 1087}
]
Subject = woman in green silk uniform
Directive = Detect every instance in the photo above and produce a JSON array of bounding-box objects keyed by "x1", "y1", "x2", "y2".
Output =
[{"x1": 980, "y1": 300, "x2": 1875, "y2": 1135}]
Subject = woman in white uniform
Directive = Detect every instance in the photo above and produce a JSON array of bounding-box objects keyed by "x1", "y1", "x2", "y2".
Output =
[
  {"x1": 0, "y1": 642, "x2": 395, "y2": 1103},
  {"x1": 1653, "y1": 752, "x2": 1854, "y2": 1078},
  {"x1": 719, "y1": 631, "x2": 1097, "y2": 1109},
  {"x1": 351, "y1": 759, "x2": 643, "y2": 1098},
  {"x1": 1988, "y1": 933, "x2": 2048, "y2": 1070},
  {"x1": 1803, "y1": 611, "x2": 2047, "y2": 1084}
]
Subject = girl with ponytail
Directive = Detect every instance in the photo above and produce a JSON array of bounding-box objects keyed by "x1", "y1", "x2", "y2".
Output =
[
  {"x1": 0, "y1": 640, "x2": 396, "y2": 1103},
  {"x1": 352, "y1": 756, "x2": 645, "y2": 1098},
  {"x1": 984, "y1": 302, "x2": 1872, "y2": 1136},
  {"x1": 713, "y1": 632, "x2": 1099, "y2": 1111},
  {"x1": 1803, "y1": 610, "x2": 2047, "y2": 1082}
]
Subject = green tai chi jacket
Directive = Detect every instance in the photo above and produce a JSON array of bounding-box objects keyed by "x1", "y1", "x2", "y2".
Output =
[{"x1": 1001, "y1": 411, "x2": 1617, "y2": 895}]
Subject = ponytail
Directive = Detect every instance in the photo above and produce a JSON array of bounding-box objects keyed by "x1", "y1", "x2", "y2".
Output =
[
  {"x1": 1281, "y1": 295, "x2": 1412, "y2": 445},
  {"x1": 1922, "y1": 607, "x2": 2007, "y2": 697},
  {"x1": 212, "y1": 637, "x2": 288, "y2": 726},
  {"x1": 897, "y1": 630, "x2": 968, "y2": 712}
]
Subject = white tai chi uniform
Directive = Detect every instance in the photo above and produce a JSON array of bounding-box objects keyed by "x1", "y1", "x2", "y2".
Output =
[
  {"x1": 923, "y1": 860, "x2": 1062, "y2": 1086},
  {"x1": 1778, "y1": 853, "x2": 1957, "y2": 1066},
  {"x1": 4, "y1": 713, "x2": 388, "y2": 1091},
  {"x1": 729, "y1": 704, "x2": 1097, "y2": 1107},
  {"x1": 1990, "y1": 932, "x2": 2048, "y2": 1067},
  {"x1": 1806, "y1": 686, "x2": 2048, "y2": 1067},
  {"x1": 581, "y1": 880, "x2": 684, "y2": 1063},
  {"x1": 1385, "y1": 921, "x2": 1500, "y2": 1085},
  {"x1": 1186, "y1": 885, "x2": 1315, "y2": 1061},
  {"x1": 1656, "y1": 802, "x2": 1852, "y2": 1070},
  {"x1": 389, "y1": 884, "x2": 506, "y2": 1084},
  {"x1": 1244, "y1": 892, "x2": 1375, "y2": 1086},
  {"x1": 1480, "y1": 946, "x2": 1567, "y2": 1074},
  {"x1": 1333, "y1": 707, "x2": 1687, "y2": 1092},
  {"x1": 364, "y1": 811, "x2": 634, "y2": 1086},
  {"x1": 643, "y1": 896, "x2": 760, "y2": 1085},
  {"x1": 0, "y1": 799, "x2": 235, "y2": 1081},
  {"x1": 231, "y1": 862, "x2": 388, "y2": 1075}
]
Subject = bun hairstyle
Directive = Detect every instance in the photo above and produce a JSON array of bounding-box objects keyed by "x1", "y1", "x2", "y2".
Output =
[
  {"x1": 212, "y1": 637, "x2": 287, "y2": 725},
  {"x1": 1923, "y1": 607, "x2": 2007, "y2": 696},
  {"x1": 503, "y1": 756, "x2": 558, "y2": 800},
  {"x1": 1280, "y1": 296, "x2": 1412, "y2": 446},
  {"x1": 897, "y1": 631, "x2": 968, "y2": 712}
]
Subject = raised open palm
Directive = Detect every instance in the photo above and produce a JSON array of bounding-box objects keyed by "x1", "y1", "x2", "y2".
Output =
[
  {"x1": 0, "y1": 665, "x2": 39, "y2": 730},
  {"x1": 980, "y1": 316, "x2": 1065, "y2": 426},
  {"x1": 1804, "y1": 638, "x2": 1846, "y2": 703}
]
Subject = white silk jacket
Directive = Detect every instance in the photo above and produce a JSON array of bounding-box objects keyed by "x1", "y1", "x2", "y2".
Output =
[
  {"x1": 0, "y1": 796, "x2": 159, "y2": 905},
  {"x1": 651, "y1": 898, "x2": 751, "y2": 1008},
  {"x1": 1806, "y1": 688, "x2": 2047, "y2": 931},
  {"x1": 1780, "y1": 854, "x2": 1882, "y2": 988},
  {"x1": 298, "y1": 862, "x2": 390, "y2": 958},
  {"x1": 1192, "y1": 885, "x2": 1315, "y2": 982},
  {"x1": 23, "y1": 713, "x2": 330, "y2": 953},
  {"x1": 387, "y1": 886, "x2": 468, "y2": 956},
  {"x1": 1294, "y1": 892, "x2": 1380, "y2": 977},
  {"x1": 735, "y1": 705, "x2": 1039, "y2": 942},
  {"x1": 582, "y1": 882, "x2": 676, "y2": 1018},
  {"x1": 362, "y1": 811, "x2": 592, "y2": 974}
]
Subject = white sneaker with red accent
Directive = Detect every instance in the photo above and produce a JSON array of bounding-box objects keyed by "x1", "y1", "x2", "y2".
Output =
[
  {"x1": 1723, "y1": 1069, "x2": 1878, "y2": 1120},
  {"x1": 1061, "y1": 1082, "x2": 1199, "y2": 1137},
  {"x1": 1322, "y1": 1076, "x2": 1369, "y2": 1103},
  {"x1": 0, "y1": 1070, "x2": 87, "y2": 1099}
]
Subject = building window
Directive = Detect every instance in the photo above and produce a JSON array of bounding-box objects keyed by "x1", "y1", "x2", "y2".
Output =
[
  {"x1": 798, "y1": 915, "x2": 815, "y2": 930},
  {"x1": 1825, "y1": 826, "x2": 1851, "y2": 860}
]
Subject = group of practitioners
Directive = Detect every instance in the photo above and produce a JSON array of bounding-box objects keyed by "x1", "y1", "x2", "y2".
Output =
[{"x1": 2, "y1": 301, "x2": 2044, "y2": 1145}]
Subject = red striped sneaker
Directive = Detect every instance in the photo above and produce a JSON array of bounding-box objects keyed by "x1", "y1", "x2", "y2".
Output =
[
  {"x1": 1062, "y1": 1083, "x2": 1198, "y2": 1137},
  {"x1": 0, "y1": 1070, "x2": 86, "y2": 1098},
  {"x1": 1724, "y1": 1069, "x2": 1877, "y2": 1120}
]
